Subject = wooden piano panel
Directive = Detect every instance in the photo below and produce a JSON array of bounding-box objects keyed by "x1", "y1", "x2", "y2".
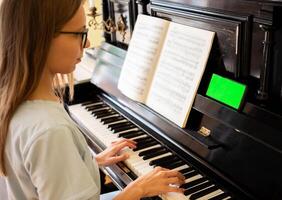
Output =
[
  {"x1": 69, "y1": 36, "x2": 282, "y2": 198},
  {"x1": 78, "y1": 0, "x2": 282, "y2": 199},
  {"x1": 150, "y1": 1, "x2": 252, "y2": 78},
  {"x1": 102, "y1": 0, "x2": 147, "y2": 48},
  {"x1": 152, "y1": 0, "x2": 269, "y2": 19},
  {"x1": 151, "y1": 0, "x2": 282, "y2": 112}
]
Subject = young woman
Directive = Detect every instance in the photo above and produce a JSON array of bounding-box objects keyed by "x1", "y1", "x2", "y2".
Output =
[{"x1": 0, "y1": 0, "x2": 185, "y2": 199}]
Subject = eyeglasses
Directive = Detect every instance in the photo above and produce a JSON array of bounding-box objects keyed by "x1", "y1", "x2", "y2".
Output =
[{"x1": 59, "y1": 28, "x2": 88, "y2": 48}]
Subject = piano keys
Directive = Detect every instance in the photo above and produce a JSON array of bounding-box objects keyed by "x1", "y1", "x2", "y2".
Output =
[{"x1": 69, "y1": 97, "x2": 234, "y2": 200}]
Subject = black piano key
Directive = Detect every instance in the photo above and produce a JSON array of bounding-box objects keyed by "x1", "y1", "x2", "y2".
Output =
[
  {"x1": 108, "y1": 121, "x2": 132, "y2": 129},
  {"x1": 142, "y1": 148, "x2": 169, "y2": 160},
  {"x1": 181, "y1": 177, "x2": 208, "y2": 190},
  {"x1": 184, "y1": 181, "x2": 213, "y2": 196},
  {"x1": 81, "y1": 98, "x2": 101, "y2": 106},
  {"x1": 134, "y1": 136, "x2": 153, "y2": 144},
  {"x1": 149, "y1": 155, "x2": 178, "y2": 166},
  {"x1": 119, "y1": 130, "x2": 144, "y2": 138},
  {"x1": 91, "y1": 108, "x2": 111, "y2": 115},
  {"x1": 159, "y1": 160, "x2": 185, "y2": 169},
  {"x1": 133, "y1": 140, "x2": 159, "y2": 151},
  {"x1": 154, "y1": 157, "x2": 181, "y2": 167},
  {"x1": 184, "y1": 170, "x2": 200, "y2": 179},
  {"x1": 139, "y1": 146, "x2": 166, "y2": 157},
  {"x1": 84, "y1": 101, "x2": 103, "y2": 106},
  {"x1": 94, "y1": 109, "x2": 113, "y2": 116},
  {"x1": 208, "y1": 192, "x2": 231, "y2": 200},
  {"x1": 149, "y1": 154, "x2": 178, "y2": 166},
  {"x1": 95, "y1": 111, "x2": 118, "y2": 119},
  {"x1": 101, "y1": 116, "x2": 124, "y2": 124},
  {"x1": 99, "y1": 113, "x2": 119, "y2": 119},
  {"x1": 81, "y1": 101, "x2": 92, "y2": 106},
  {"x1": 138, "y1": 146, "x2": 168, "y2": 157},
  {"x1": 112, "y1": 124, "x2": 137, "y2": 133},
  {"x1": 152, "y1": 197, "x2": 162, "y2": 200},
  {"x1": 190, "y1": 185, "x2": 219, "y2": 200},
  {"x1": 86, "y1": 103, "x2": 107, "y2": 110}
]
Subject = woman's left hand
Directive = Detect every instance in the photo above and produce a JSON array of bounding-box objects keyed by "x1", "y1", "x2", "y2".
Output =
[{"x1": 95, "y1": 138, "x2": 136, "y2": 166}]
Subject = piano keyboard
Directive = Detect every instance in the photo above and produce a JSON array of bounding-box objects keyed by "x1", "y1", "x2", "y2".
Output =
[{"x1": 68, "y1": 98, "x2": 233, "y2": 200}]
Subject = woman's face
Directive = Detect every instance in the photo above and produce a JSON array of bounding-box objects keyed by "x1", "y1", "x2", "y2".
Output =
[{"x1": 45, "y1": 4, "x2": 90, "y2": 75}]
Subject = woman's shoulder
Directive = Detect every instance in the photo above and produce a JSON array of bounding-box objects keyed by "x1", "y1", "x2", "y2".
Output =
[
  {"x1": 8, "y1": 100, "x2": 85, "y2": 156},
  {"x1": 13, "y1": 100, "x2": 68, "y2": 125},
  {"x1": 9, "y1": 100, "x2": 76, "y2": 142}
]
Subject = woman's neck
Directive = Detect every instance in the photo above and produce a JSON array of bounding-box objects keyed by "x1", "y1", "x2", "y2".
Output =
[{"x1": 28, "y1": 68, "x2": 59, "y2": 102}]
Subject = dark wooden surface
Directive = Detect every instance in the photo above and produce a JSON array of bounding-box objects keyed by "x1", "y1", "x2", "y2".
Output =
[
  {"x1": 83, "y1": 0, "x2": 282, "y2": 199},
  {"x1": 150, "y1": 0, "x2": 282, "y2": 113},
  {"x1": 103, "y1": 0, "x2": 282, "y2": 113},
  {"x1": 74, "y1": 40, "x2": 282, "y2": 199}
]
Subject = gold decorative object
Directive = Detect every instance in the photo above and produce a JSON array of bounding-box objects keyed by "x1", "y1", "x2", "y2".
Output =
[
  {"x1": 87, "y1": 6, "x2": 127, "y2": 42},
  {"x1": 198, "y1": 126, "x2": 211, "y2": 137},
  {"x1": 117, "y1": 15, "x2": 127, "y2": 42},
  {"x1": 103, "y1": 17, "x2": 116, "y2": 33}
]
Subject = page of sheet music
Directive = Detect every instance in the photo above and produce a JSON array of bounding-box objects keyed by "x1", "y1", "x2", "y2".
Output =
[
  {"x1": 147, "y1": 22, "x2": 215, "y2": 127},
  {"x1": 118, "y1": 15, "x2": 169, "y2": 103}
]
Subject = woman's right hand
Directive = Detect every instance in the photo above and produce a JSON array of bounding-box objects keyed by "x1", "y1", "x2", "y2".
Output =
[
  {"x1": 131, "y1": 166, "x2": 185, "y2": 198},
  {"x1": 114, "y1": 167, "x2": 185, "y2": 200}
]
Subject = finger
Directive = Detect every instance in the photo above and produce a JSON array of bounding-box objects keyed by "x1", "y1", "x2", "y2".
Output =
[
  {"x1": 108, "y1": 154, "x2": 129, "y2": 164},
  {"x1": 112, "y1": 140, "x2": 137, "y2": 152},
  {"x1": 164, "y1": 170, "x2": 185, "y2": 181},
  {"x1": 111, "y1": 141, "x2": 118, "y2": 145},
  {"x1": 164, "y1": 186, "x2": 185, "y2": 194},
  {"x1": 111, "y1": 139, "x2": 137, "y2": 148},
  {"x1": 113, "y1": 139, "x2": 135, "y2": 146},
  {"x1": 125, "y1": 138, "x2": 137, "y2": 144},
  {"x1": 154, "y1": 166, "x2": 169, "y2": 173},
  {"x1": 113, "y1": 138, "x2": 137, "y2": 145},
  {"x1": 111, "y1": 140, "x2": 123, "y2": 146},
  {"x1": 154, "y1": 166, "x2": 163, "y2": 172},
  {"x1": 155, "y1": 185, "x2": 185, "y2": 196},
  {"x1": 165, "y1": 177, "x2": 185, "y2": 185}
]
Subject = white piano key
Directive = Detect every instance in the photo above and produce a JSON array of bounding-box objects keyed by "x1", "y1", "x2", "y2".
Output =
[
  {"x1": 129, "y1": 134, "x2": 148, "y2": 140},
  {"x1": 91, "y1": 107, "x2": 110, "y2": 112},
  {"x1": 137, "y1": 144, "x2": 162, "y2": 153},
  {"x1": 174, "y1": 164, "x2": 190, "y2": 172},
  {"x1": 106, "y1": 119, "x2": 128, "y2": 126},
  {"x1": 185, "y1": 184, "x2": 215, "y2": 199},
  {"x1": 161, "y1": 192, "x2": 188, "y2": 200},
  {"x1": 116, "y1": 128, "x2": 139, "y2": 135},
  {"x1": 196, "y1": 189, "x2": 224, "y2": 200},
  {"x1": 99, "y1": 114, "x2": 120, "y2": 120},
  {"x1": 185, "y1": 174, "x2": 203, "y2": 184},
  {"x1": 131, "y1": 152, "x2": 172, "y2": 167},
  {"x1": 141, "y1": 165, "x2": 154, "y2": 175},
  {"x1": 86, "y1": 102, "x2": 103, "y2": 106}
]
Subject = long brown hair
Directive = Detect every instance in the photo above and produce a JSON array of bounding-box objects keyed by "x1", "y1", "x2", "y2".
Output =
[{"x1": 0, "y1": 0, "x2": 82, "y2": 176}]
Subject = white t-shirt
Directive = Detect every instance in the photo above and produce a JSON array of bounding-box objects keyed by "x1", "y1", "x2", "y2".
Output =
[{"x1": 5, "y1": 100, "x2": 101, "y2": 200}]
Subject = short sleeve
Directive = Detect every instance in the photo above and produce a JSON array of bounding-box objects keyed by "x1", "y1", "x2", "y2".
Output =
[{"x1": 23, "y1": 125, "x2": 99, "y2": 200}]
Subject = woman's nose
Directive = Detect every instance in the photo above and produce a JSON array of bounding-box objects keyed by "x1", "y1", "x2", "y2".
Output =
[{"x1": 84, "y1": 38, "x2": 91, "y2": 48}]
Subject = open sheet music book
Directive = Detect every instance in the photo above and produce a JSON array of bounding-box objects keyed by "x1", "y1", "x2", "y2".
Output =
[{"x1": 118, "y1": 14, "x2": 215, "y2": 128}]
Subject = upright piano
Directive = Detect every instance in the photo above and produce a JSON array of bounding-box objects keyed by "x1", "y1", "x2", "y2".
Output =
[{"x1": 67, "y1": 0, "x2": 282, "y2": 199}]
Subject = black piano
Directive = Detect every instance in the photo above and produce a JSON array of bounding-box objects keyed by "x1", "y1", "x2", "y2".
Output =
[{"x1": 67, "y1": 0, "x2": 282, "y2": 199}]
